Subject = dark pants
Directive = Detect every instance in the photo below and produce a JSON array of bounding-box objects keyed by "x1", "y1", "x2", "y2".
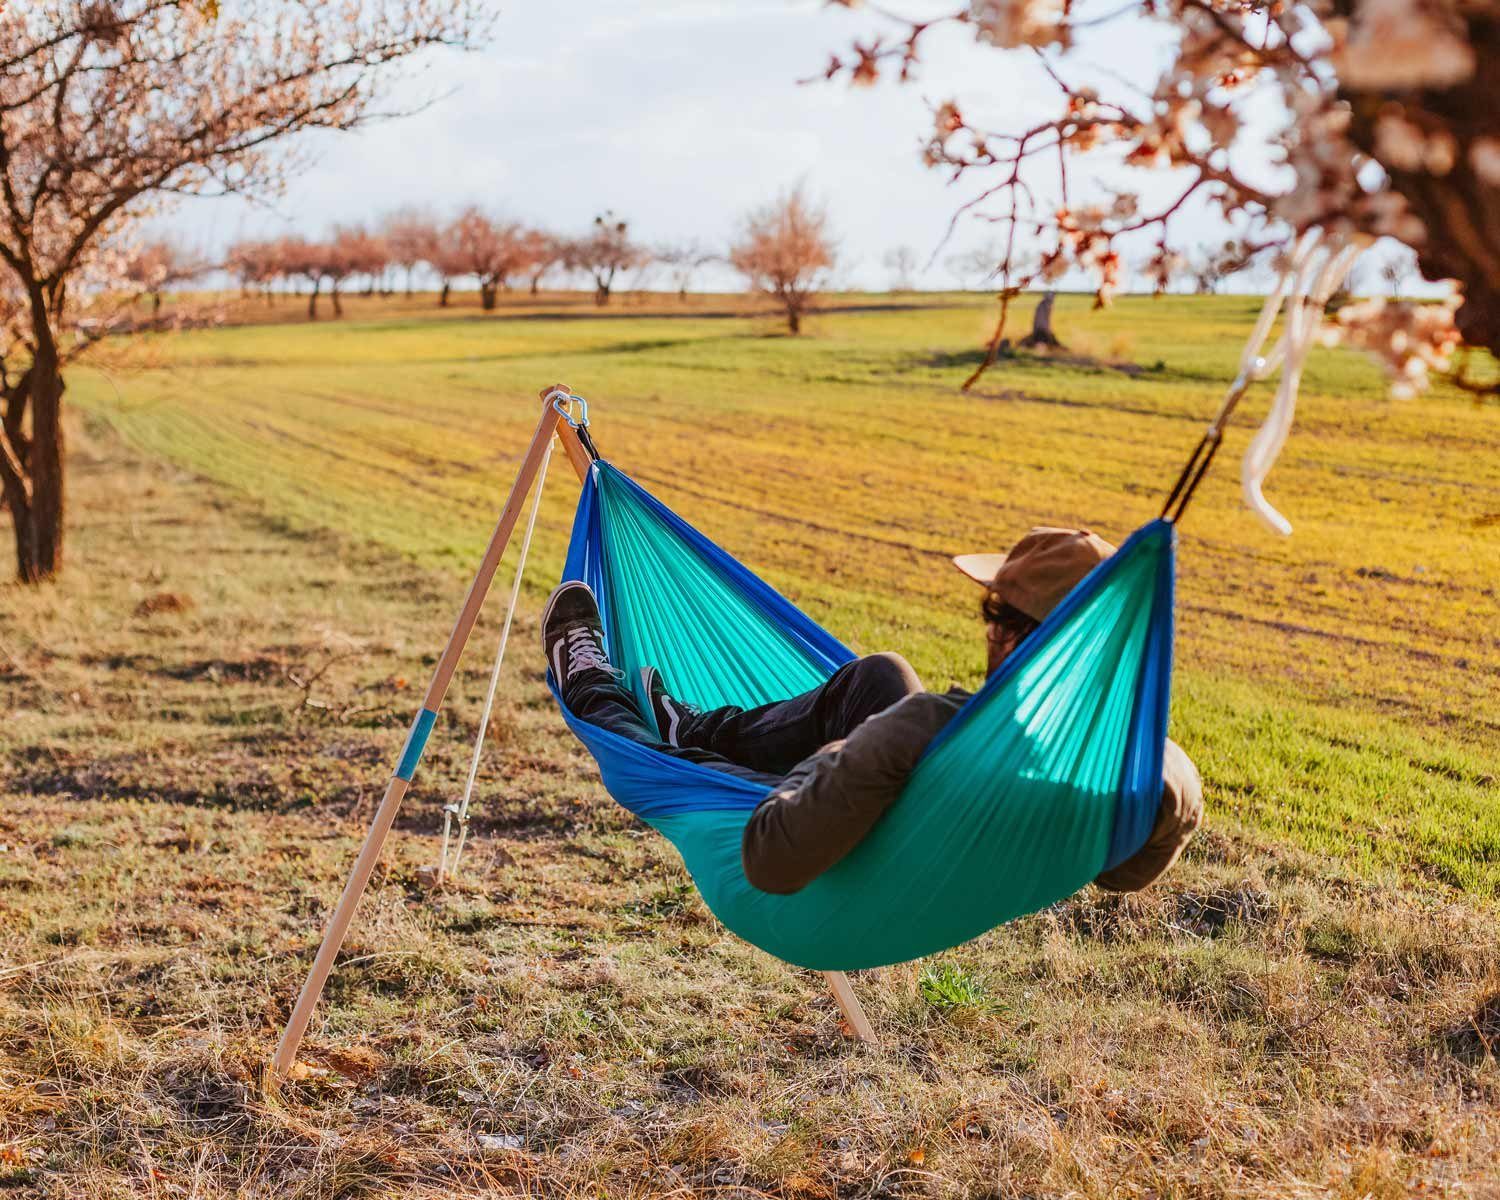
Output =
[{"x1": 564, "y1": 652, "x2": 924, "y2": 787}]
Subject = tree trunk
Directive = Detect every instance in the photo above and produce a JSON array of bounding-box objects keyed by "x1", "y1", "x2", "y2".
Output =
[
  {"x1": 4, "y1": 337, "x2": 66, "y2": 582},
  {"x1": 307, "y1": 279, "x2": 321, "y2": 319},
  {"x1": 406, "y1": 266, "x2": 416, "y2": 296},
  {"x1": 1340, "y1": 13, "x2": 1500, "y2": 359},
  {"x1": 1019, "y1": 291, "x2": 1062, "y2": 348},
  {"x1": 594, "y1": 275, "x2": 611, "y2": 306},
  {"x1": 25, "y1": 353, "x2": 64, "y2": 581},
  {"x1": 787, "y1": 306, "x2": 802, "y2": 335},
  {"x1": 0, "y1": 374, "x2": 36, "y2": 581},
  {"x1": 151, "y1": 291, "x2": 163, "y2": 318},
  {"x1": 440, "y1": 281, "x2": 451, "y2": 307},
  {"x1": 331, "y1": 283, "x2": 344, "y2": 318},
  {"x1": 480, "y1": 282, "x2": 497, "y2": 311}
]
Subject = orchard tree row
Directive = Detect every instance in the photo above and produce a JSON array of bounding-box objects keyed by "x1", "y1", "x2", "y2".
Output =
[{"x1": 141, "y1": 192, "x2": 838, "y2": 331}]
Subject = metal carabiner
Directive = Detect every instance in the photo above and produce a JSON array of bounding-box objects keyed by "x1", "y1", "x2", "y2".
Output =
[{"x1": 548, "y1": 389, "x2": 589, "y2": 429}]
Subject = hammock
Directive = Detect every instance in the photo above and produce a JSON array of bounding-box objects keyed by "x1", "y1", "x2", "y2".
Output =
[
  {"x1": 546, "y1": 235, "x2": 1365, "y2": 971},
  {"x1": 554, "y1": 461, "x2": 1174, "y2": 971},
  {"x1": 270, "y1": 236, "x2": 1361, "y2": 1079}
]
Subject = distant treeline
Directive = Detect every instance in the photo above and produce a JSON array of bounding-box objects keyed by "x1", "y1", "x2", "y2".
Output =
[{"x1": 137, "y1": 189, "x2": 841, "y2": 333}]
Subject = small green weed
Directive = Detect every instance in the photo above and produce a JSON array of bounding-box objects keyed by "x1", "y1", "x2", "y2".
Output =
[{"x1": 919, "y1": 962, "x2": 1003, "y2": 1014}]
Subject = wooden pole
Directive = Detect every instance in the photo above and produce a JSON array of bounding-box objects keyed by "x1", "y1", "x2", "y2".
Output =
[
  {"x1": 555, "y1": 416, "x2": 594, "y2": 481},
  {"x1": 824, "y1": 970, "x2": 877, "y2": 1043},
  {"x1": 270, "y1": 396, "x2": 570, "y2": 1082}
]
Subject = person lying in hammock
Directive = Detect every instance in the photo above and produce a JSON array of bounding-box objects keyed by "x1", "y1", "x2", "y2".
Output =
[{"x1": 541, "y1": 526, "x2": 1202, "y2": 895}]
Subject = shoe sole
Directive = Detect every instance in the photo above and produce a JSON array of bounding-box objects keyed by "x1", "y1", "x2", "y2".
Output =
[
  {"x1": 543, "y1": 581, "x2": 596, "y2": 687},
  {"x1": 541, "y1": 579, "x2": 594, "y2": 634}
]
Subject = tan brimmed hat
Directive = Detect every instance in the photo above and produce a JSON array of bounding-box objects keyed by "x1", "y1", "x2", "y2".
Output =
[{"x1": 954, "y1": 526, "x2": 1117, "y2": 622}]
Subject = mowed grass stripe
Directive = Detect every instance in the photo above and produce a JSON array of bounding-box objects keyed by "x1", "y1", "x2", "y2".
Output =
[
  {"x1": 85, "y1": 304, "x2": 1500, "y2": 669},
  {"x1": 94, "y1": 339, "x2": 1500, "y2": 707}
]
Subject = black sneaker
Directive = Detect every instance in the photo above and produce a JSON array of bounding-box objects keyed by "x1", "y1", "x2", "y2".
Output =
[
  {"x1": 541, "y1": 581, "x2": 613, "y2": 696},
  {"x1": 641, "y1": 665, "x2": 697, "y2": 746}
]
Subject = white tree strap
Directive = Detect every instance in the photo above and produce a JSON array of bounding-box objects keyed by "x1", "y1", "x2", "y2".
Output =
[
  {"x1": 1193, "y1": 229, "x2": 1363, "y2": 535},
  {"x1": 438, "y1": 438, "x2": 553, "y2": 882},
  {"x1": 1240, "y1": 234, "x2": 1362, "y2": 534}
]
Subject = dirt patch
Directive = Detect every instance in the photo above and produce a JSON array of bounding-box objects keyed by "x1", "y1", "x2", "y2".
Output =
[{"x1": 134, "y1": 591, "x2": 194, "y2": 617}]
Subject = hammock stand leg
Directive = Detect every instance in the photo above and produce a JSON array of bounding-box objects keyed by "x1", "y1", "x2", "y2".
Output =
[
  {"x1": 548, "y1": 420, "x2": 882, "y2": 1049},
  {"x1": 269, "y1": 397, "x2": 574, "y2": 1085},
  {"x1": 824, "y1": 970, "x2": 877, "y2": 1044}
]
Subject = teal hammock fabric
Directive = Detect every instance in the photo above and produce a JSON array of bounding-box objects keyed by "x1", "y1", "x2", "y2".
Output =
[{"x1": 555, "y1": 460, "x2": 1176, "y2": 971}]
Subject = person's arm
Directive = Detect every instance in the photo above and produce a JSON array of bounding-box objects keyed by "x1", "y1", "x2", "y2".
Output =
[
  {"x1": 740, "y1": 693, "x2": 956, "y2": 894},
  {"x1": 1094, "y1": 737, "x2": 1203, "y2": 893}
]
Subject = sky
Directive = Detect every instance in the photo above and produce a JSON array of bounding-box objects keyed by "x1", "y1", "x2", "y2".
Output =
[{"x1": 163, "y1": 0, "x2": 1400, "y2": 294}]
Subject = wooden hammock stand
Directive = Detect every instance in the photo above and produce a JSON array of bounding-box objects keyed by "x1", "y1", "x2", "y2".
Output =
[{"x1": 268, "y1": 385, "x2": 875, "y2": 1085}]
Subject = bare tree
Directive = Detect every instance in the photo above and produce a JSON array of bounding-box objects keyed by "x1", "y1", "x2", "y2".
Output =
[
  {"x1": 226, "y1": 238, "x2": 286, "y2": 303},
  {"x1": 1380, "y1": 251, "x2": 1419, "y2": 298},
  {"x1": 944, "y1": 242, "x2": 1003, "y2": 291},
  {"x1": 124, "y1": 239, "x2": 208, "y2": 318},
  {"x1": 883, "y1": 245, "x2": 919, "y2": 292},
  {"x1": 279, "y1": 237, "x2": 331, "y2": 319},
  {"x1": 656, "y1": 240, "x2": 717, "y2": 300},
  {"x1": 1191, "y1": 261, "x2": 1226, "y2": 296},
  {"x1": 443, "y1": 209, "x2": 536, "y2": 311},
  {"x1": 0, "y1": 1, "x2": 487, "y2": 582},
  {"x1": 321, "y1": 228, "x2": 375, "y2": 316},
  {"x1": 522, "y1": 230, "x2": 564, "y2": 295},
  {"x1": 729, "y1": 187, "x2": 836, "y2": 334},
  {"x1": 1187, "y1": 242, "x2": 1254, "y2": 296},
  {"x1": 566, "y1": 213, "x2": 644, "y2": 306},
  {"x1": 331, "y1": 224, "x2": 389, "y2": 299},
  {"x1": 427, "y1": 222, "x2": 464, "y2": 308},
  {"x1": 623, "y1": 253, "x2": 660, "y2": 304},
  {"x1": 382, "y1": 209, "x2": 439, "y2": 296}
]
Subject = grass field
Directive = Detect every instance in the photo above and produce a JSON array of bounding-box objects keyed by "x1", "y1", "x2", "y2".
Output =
[
  {"x1": 2, "y1": 289, "x2": 1498, "y2": 1197},
  {"x1": 74, "y1": 289, "x2": 1500, "y2": 890}
]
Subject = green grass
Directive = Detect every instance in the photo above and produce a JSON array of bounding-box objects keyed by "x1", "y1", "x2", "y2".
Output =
[
  {"x1": 917, "y1": 963, "x2": 1003, "y2": 1015},
  {"x1": 72, "y1": 288, "x2": 1500, "y2": 897}
]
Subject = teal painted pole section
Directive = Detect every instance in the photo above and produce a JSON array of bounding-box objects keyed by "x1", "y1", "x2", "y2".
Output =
[{"x1": 395, "y1": 709, "x2": 438, "y2": 781}]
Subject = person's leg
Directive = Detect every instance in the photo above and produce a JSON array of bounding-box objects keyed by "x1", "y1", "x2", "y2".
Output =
[
  {"x1": 564, "y1": 667, "x2": 658, "y2": 742},
  {"x1": 670, "y1": 652, "x2": 923, "y2": 775},
  {"x1": 545, "y1": 582, "x2": 780, "y2": 788},
  {"x1": 567, "y1": 669, "x2": 780, "y2": 786}
]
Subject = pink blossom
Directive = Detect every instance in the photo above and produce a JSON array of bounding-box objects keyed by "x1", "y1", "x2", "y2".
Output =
[{"x1": 969, "y1": 0, "x2": 1068, "y2": 50}]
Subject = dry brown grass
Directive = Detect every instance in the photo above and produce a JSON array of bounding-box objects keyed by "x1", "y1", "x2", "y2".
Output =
[{"x1": 2, "y1": 423, "x2": 1498, "y2": 1197}]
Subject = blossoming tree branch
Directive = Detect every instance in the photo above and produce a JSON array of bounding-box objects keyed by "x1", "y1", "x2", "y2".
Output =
[{"x1": 819, "y1": 0, "x2": 1484, "y2": 393}]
